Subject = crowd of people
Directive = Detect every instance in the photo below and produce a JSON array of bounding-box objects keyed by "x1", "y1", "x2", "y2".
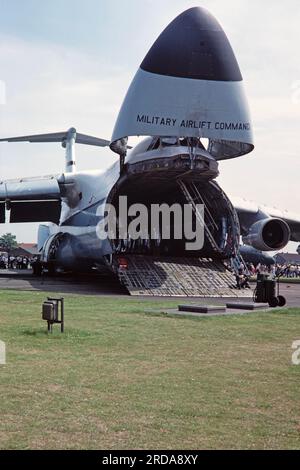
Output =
[
  {"x1": 232, "y1": 262, "x2": 300, "y2": 290},
  {"x1": 0, "y1": 255, "x2": 38, "y2": 270},
  {"x1": 246, "y1": 263, "x2": 300, "y2": 278},
  {"x1": 1, "y1": 252, "x2": 299, "y2": 285}
]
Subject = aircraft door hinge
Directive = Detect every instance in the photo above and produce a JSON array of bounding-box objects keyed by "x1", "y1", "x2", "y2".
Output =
[{"x1": 5, "y1": 198, "x2": 11, "y2": 211}]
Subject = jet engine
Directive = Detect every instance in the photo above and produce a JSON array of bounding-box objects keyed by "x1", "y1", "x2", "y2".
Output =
[{"x1": 242, "y1": 218, "x2": 290, "y2": 251}]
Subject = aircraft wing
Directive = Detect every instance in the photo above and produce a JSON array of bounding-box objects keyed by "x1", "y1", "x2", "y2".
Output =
[
  {"x1": 0, "y1": 175, "x2": 62, "y2": 224},
  {"x1": 232, "y1": 196, "x2": 300, "y2": 242},
  {"x1": 0, "y1": 128, "x2": 115, "y2": 226}
]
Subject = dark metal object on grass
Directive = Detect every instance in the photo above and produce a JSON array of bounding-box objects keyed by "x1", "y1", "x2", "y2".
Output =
[{"x1": 42, "y1": 297, "x2": 64, "y2": 333}]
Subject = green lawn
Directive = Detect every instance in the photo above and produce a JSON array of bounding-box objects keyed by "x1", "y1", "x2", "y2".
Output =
[{"x1": 0, "y1": 290, "x2": 300, "y2": 450}]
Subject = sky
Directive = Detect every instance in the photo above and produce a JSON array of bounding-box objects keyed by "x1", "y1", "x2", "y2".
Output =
[{"x1": 0, "y1": 0, "x2": 299, "y2": 250}]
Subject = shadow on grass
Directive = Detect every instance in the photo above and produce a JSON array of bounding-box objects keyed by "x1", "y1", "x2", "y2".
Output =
[
  {"x1": 21, "y1": 328, "x2": 96, "y2": 339},
  {"x1": 22, "y1": 329, "x2": 49, "y2": 337},
  {"x1": 144, "y1": 311, "x2": 168, "y2": 318}
]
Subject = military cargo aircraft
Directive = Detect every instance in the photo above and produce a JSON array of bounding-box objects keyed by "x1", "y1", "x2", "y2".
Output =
[{"x1": 0, "y1": 7, "x2": 299, "y2": 290}]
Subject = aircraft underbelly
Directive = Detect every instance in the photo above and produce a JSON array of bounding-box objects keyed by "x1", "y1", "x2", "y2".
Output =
[{"x1": 50, "y1": 230, "x2": 110, "y2": 270}]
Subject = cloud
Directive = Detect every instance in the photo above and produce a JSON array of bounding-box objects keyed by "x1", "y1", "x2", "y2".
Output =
[
  {"x1": 0, "y1": 35, "x2": 129, "y2": 177},
  {"x1": 0, "y1": 35, "x2": 127, "y2": 240},
  {"x1": 0, "y1": 34, "x2": 131, "y2": 134}
]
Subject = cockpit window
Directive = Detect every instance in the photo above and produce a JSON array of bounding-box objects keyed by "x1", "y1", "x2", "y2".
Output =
[
  {"x1": 147, "y1": 138, "x2": 160, "y2": 151},
  {"x1": 161, "y1": 137, "x2": 179, "y2": 146},
  {"x1": 179, "y1": 137, "x2": 206, "y2": 150}
]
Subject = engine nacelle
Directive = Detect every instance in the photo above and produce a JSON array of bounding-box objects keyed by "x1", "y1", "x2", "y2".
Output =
[{"x1": 242, "y1": 218, "x2": 290, "y2": 251}]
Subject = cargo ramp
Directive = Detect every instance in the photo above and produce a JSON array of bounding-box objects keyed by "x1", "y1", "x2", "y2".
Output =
[{"x1": 115, "y1": 255, "x2": 251, "y2": 297}]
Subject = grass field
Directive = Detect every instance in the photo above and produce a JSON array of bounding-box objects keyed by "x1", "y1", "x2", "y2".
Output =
[{"x1": 0, "y1": 290, "x2": 300, "y2": 450}]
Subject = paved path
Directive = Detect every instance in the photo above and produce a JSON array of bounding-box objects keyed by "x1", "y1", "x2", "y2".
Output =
[
  {"x1": 0, "y1": 270, "x2": 299, "y2": 307},
  {"x1": 0, "y1": 270, "x2": 126, "y2": 296}
]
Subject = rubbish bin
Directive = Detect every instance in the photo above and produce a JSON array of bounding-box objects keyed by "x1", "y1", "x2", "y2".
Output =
[
  {"x1": 42, "y1": 301, "x2": 58, "y2": 322},
  {"x1": 255, "y1": 274, "x2": 278, "y2": 307}
]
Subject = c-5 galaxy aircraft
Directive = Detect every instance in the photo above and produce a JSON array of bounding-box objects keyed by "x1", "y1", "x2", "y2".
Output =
[{"x1": 0, "y1": 7, "x2": 299, "y2": 295}]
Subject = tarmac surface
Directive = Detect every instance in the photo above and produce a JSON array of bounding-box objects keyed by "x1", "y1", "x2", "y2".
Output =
[
  {"x1": 0, "y1": 269, "x2": 127, "y2": 296},
  {"x1": 0, "y1": 269, "x2": 299, "y2": 307}
]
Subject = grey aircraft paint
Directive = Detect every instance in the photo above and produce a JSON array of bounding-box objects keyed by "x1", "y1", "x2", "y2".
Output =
[
  {"x1": 111, "y1": 7, "x2": 254, "y2": 160},
  {"x1": 0, "y1": 7, "x2": 299, "y2": 275}
]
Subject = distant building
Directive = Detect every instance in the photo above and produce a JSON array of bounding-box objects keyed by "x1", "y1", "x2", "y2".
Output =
[
  {"x1": 274, "y1": 252, "x2": 300, "y2": 265},
  {"x1": 10, "y1": 243, "x2": 39, "y2": 258}
]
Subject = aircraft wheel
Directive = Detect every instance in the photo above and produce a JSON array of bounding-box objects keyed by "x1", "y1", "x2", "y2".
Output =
[
  {"x1": 47, "y1": 265, "x2": 56, "y2": 277},
  {"x1": 269, "y1": 297, "x2": 279, "y2": 308},
  {"x1": 277, "y1": 295, "x2": 286, "y2": 307},
  {"x1": 32, "y1": 262, "x2": 42, "y2": 276}
]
